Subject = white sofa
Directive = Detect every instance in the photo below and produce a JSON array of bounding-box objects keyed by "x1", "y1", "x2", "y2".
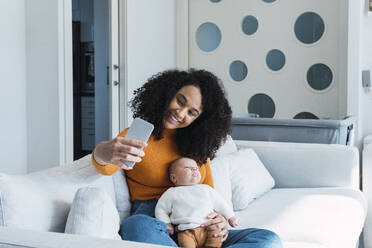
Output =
[
  {"x1": 0, "y1": 140, "x2": 367, "y2": 248},
  {"x1": 363, "y1": 135, "x2": 372, "y2": 248}
]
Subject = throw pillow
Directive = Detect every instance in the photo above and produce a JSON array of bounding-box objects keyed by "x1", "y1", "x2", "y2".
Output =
[
  {"x1": 210, "y1": 155, "x2": 233, "y2": 209},
  {"x1": 227, "y1": 148, "x2": 275, "y2": 211},
  {"x1": 0, "y1": 155, "x2": 116, "y2": 233},
  {"x1": 214, "y1": 135, "x2": 238, "y2": 157},
  {"x1": 65, "y1": 187, "x2": 121, "y2": 240},
  {"x1": 111, "y1": 169, "x2": 131, "y2": 222}
]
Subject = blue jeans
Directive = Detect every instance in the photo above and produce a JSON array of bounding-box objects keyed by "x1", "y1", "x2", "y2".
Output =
[{"x1": 119, "y1": 199, "x2": 282, "y2": 248}]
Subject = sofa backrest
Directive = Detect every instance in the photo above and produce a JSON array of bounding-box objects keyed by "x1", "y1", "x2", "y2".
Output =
[{"x1": 235, "y1": 140, "x2": 360, "y2": 189}]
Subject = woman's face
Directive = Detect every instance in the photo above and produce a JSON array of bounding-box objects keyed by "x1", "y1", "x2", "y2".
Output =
[{"x1": 163, "y1": 85, "x2": 203, "y2": 129}]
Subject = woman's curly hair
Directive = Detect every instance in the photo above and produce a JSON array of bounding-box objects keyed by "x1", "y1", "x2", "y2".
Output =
[{"x1": 130, "y1": 69, "x2": 232, "y2": 164}]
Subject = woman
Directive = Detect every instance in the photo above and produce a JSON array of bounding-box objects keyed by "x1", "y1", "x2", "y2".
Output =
[{"x1": 92, "y1": 69, "x2": 282, "y2": 248}]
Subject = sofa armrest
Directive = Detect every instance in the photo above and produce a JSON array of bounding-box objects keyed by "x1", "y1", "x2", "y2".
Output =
[
  {"x1": 235, "y1": 140, "x2": 359, "y2": 189},
  {"x1": 0, "y1": 227, "x2": 170, "y2": 248}
]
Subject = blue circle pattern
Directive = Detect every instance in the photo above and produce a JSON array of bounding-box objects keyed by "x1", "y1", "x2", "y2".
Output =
[
  {"x1": 242, "y1": 16, "x2": 259, "y2": 35},
  {"x1": 196, "y1": 22, "x2": 222, "y2": 52},
  {"x1": 266, "y1": 49, "x2": 286, "y2": 71},
  {"x1": 196, "y1": 4, "x2": 330, "y2": 118},
  {"x1": 295, "y1": 12, "x2": 325, "y2": 44},
  {"x1": 230, "y1": 60, "x2": 248, "y2": 82},
  {"x1": 307, "y1": 63, "x2": 333, "y2": 91},
  {"x1": 248, "y1": 94, "x2": 276, "y2": 118}
]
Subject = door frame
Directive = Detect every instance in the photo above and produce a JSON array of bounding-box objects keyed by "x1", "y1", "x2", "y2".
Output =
[
  {"x1": 58, "y1": 0, "x2": 126, "y2": 164},
  {"x1": 108, "y1": 0, "x2": 121, "y2": 139},
  {"x1": 119, "y1": 0, "x2": 129, "y2": 130},
  {"x1": 58, "y1": 0, "x2": 74, "y2": 164}
]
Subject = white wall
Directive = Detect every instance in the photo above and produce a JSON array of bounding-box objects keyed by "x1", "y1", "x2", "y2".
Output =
[
  {"x1": 361, "y1": 6, "x2": 372, "y2": 243},
  {"x1": 25, "y1": 0, "x2": 60, "y2": 172},
  {"x1": 1, "y1": 0, "x2": 368, "y2": 174},
  {"x1": 361, "y1": 1, "x2": 372, "y2": 144},
  {"x1": 125, "y1": 0, "x2": 177, "y2": 124},
  {"x1": 0, "y1": 0, "x2": 28, "y2": 174},
  {"x1": 0, "y1": 0, "x2": 177, "y2": 174}
]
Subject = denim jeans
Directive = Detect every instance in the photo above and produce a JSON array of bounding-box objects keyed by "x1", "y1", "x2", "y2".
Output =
[{"x1": 119, "y1": 199, "x2": 282, "y2": 248}]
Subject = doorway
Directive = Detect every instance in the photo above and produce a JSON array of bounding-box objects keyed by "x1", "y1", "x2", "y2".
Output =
[{"x1": 71, "y1": 0, "x2": 119, "y2": 160}]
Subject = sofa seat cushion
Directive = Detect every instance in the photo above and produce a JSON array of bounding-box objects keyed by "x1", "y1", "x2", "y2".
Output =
[
  {"x1": 234, "y1": 188, "x2": 366, "y2": 248},
  {"x1": 0, "y1": 155, "x2": 116, "y2": 233}
]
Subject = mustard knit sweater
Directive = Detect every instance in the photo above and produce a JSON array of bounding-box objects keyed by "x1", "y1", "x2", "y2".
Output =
[{"x1": 92, "y1": 128, "x2": 214, "y2": 201}]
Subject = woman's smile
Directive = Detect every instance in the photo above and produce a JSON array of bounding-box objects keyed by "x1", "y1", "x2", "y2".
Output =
[{"x1": 168, "y1": 112, "x2": 182, "y2": 124}]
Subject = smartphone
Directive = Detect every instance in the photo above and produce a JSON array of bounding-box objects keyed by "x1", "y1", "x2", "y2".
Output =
[{"x1": 123, "y1": 118, "x2": 154, "y2": 167}]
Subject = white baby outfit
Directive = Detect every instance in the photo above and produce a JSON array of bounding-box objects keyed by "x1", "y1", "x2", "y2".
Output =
[{"x1": 155, "y1": 184, "x2": 234, "y2": 231}]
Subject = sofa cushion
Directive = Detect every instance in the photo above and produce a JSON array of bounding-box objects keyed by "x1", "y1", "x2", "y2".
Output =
[
  {"x1": 0, "y1": 155, "x2": 116, "y2": 233},
  {"x1": 65, "y1": 187, "x2": 121, "y2": 240},
  {"x1": 227, "y1": 148, "x2": 275, "y2": 211},
  {"x1": 234, "y1": 188, "x2": 367, "y2": 248},
  {"x1": 235, "y1": 140, "x2": 360, "y2": 189},
  {"x1": 0, "y1": 226, "x2": 167, "y2": 248},
  {"x1": 111, "y1": 169, "x2": 131, "y2": 222},
  {"x1": 282, "y1": 242, "x2": 328, "y2": 248},
  {"x1": 215, "y1": 135, "x2": 238, "y2": 157}
]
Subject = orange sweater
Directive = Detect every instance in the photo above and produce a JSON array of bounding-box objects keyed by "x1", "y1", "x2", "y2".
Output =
[{"x1": 92, "y1": 128, "x2": 214, "y2": 201}]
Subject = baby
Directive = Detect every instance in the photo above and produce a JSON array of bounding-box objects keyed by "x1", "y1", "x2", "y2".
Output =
[{"x1": 155, "y1": 157, "x2": 239, "y2": 248}]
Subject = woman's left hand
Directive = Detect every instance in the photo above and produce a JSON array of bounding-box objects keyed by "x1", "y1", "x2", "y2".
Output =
[{"x1": 201, "y1": 212, "x2": 229, "y2": 242}]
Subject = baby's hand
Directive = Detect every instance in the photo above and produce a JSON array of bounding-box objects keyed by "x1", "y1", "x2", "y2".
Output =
[
  {"x1": 228, "y1": 216, "x2": 240, "y2": 227},
  {"x1": 166, "y1": 223, "x2": 174, "y2": 235}
]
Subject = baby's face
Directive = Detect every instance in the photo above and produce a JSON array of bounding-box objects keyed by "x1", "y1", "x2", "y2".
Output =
[{"x1": 170, "y1": 158, "x2": 201, "y2": 186}]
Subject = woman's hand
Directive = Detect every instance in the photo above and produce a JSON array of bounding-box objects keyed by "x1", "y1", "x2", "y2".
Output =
[
  {"x1": 201, "y1": 212, "x2": 229, "y2": 242},
  {"x1": 93, "y1": 137, "x2": 147, "y2": 170}
]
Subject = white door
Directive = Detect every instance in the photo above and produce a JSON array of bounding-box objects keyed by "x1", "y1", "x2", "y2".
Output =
[{"x1": 188, "y1": 0, "x2": 348, "y2": 120}]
